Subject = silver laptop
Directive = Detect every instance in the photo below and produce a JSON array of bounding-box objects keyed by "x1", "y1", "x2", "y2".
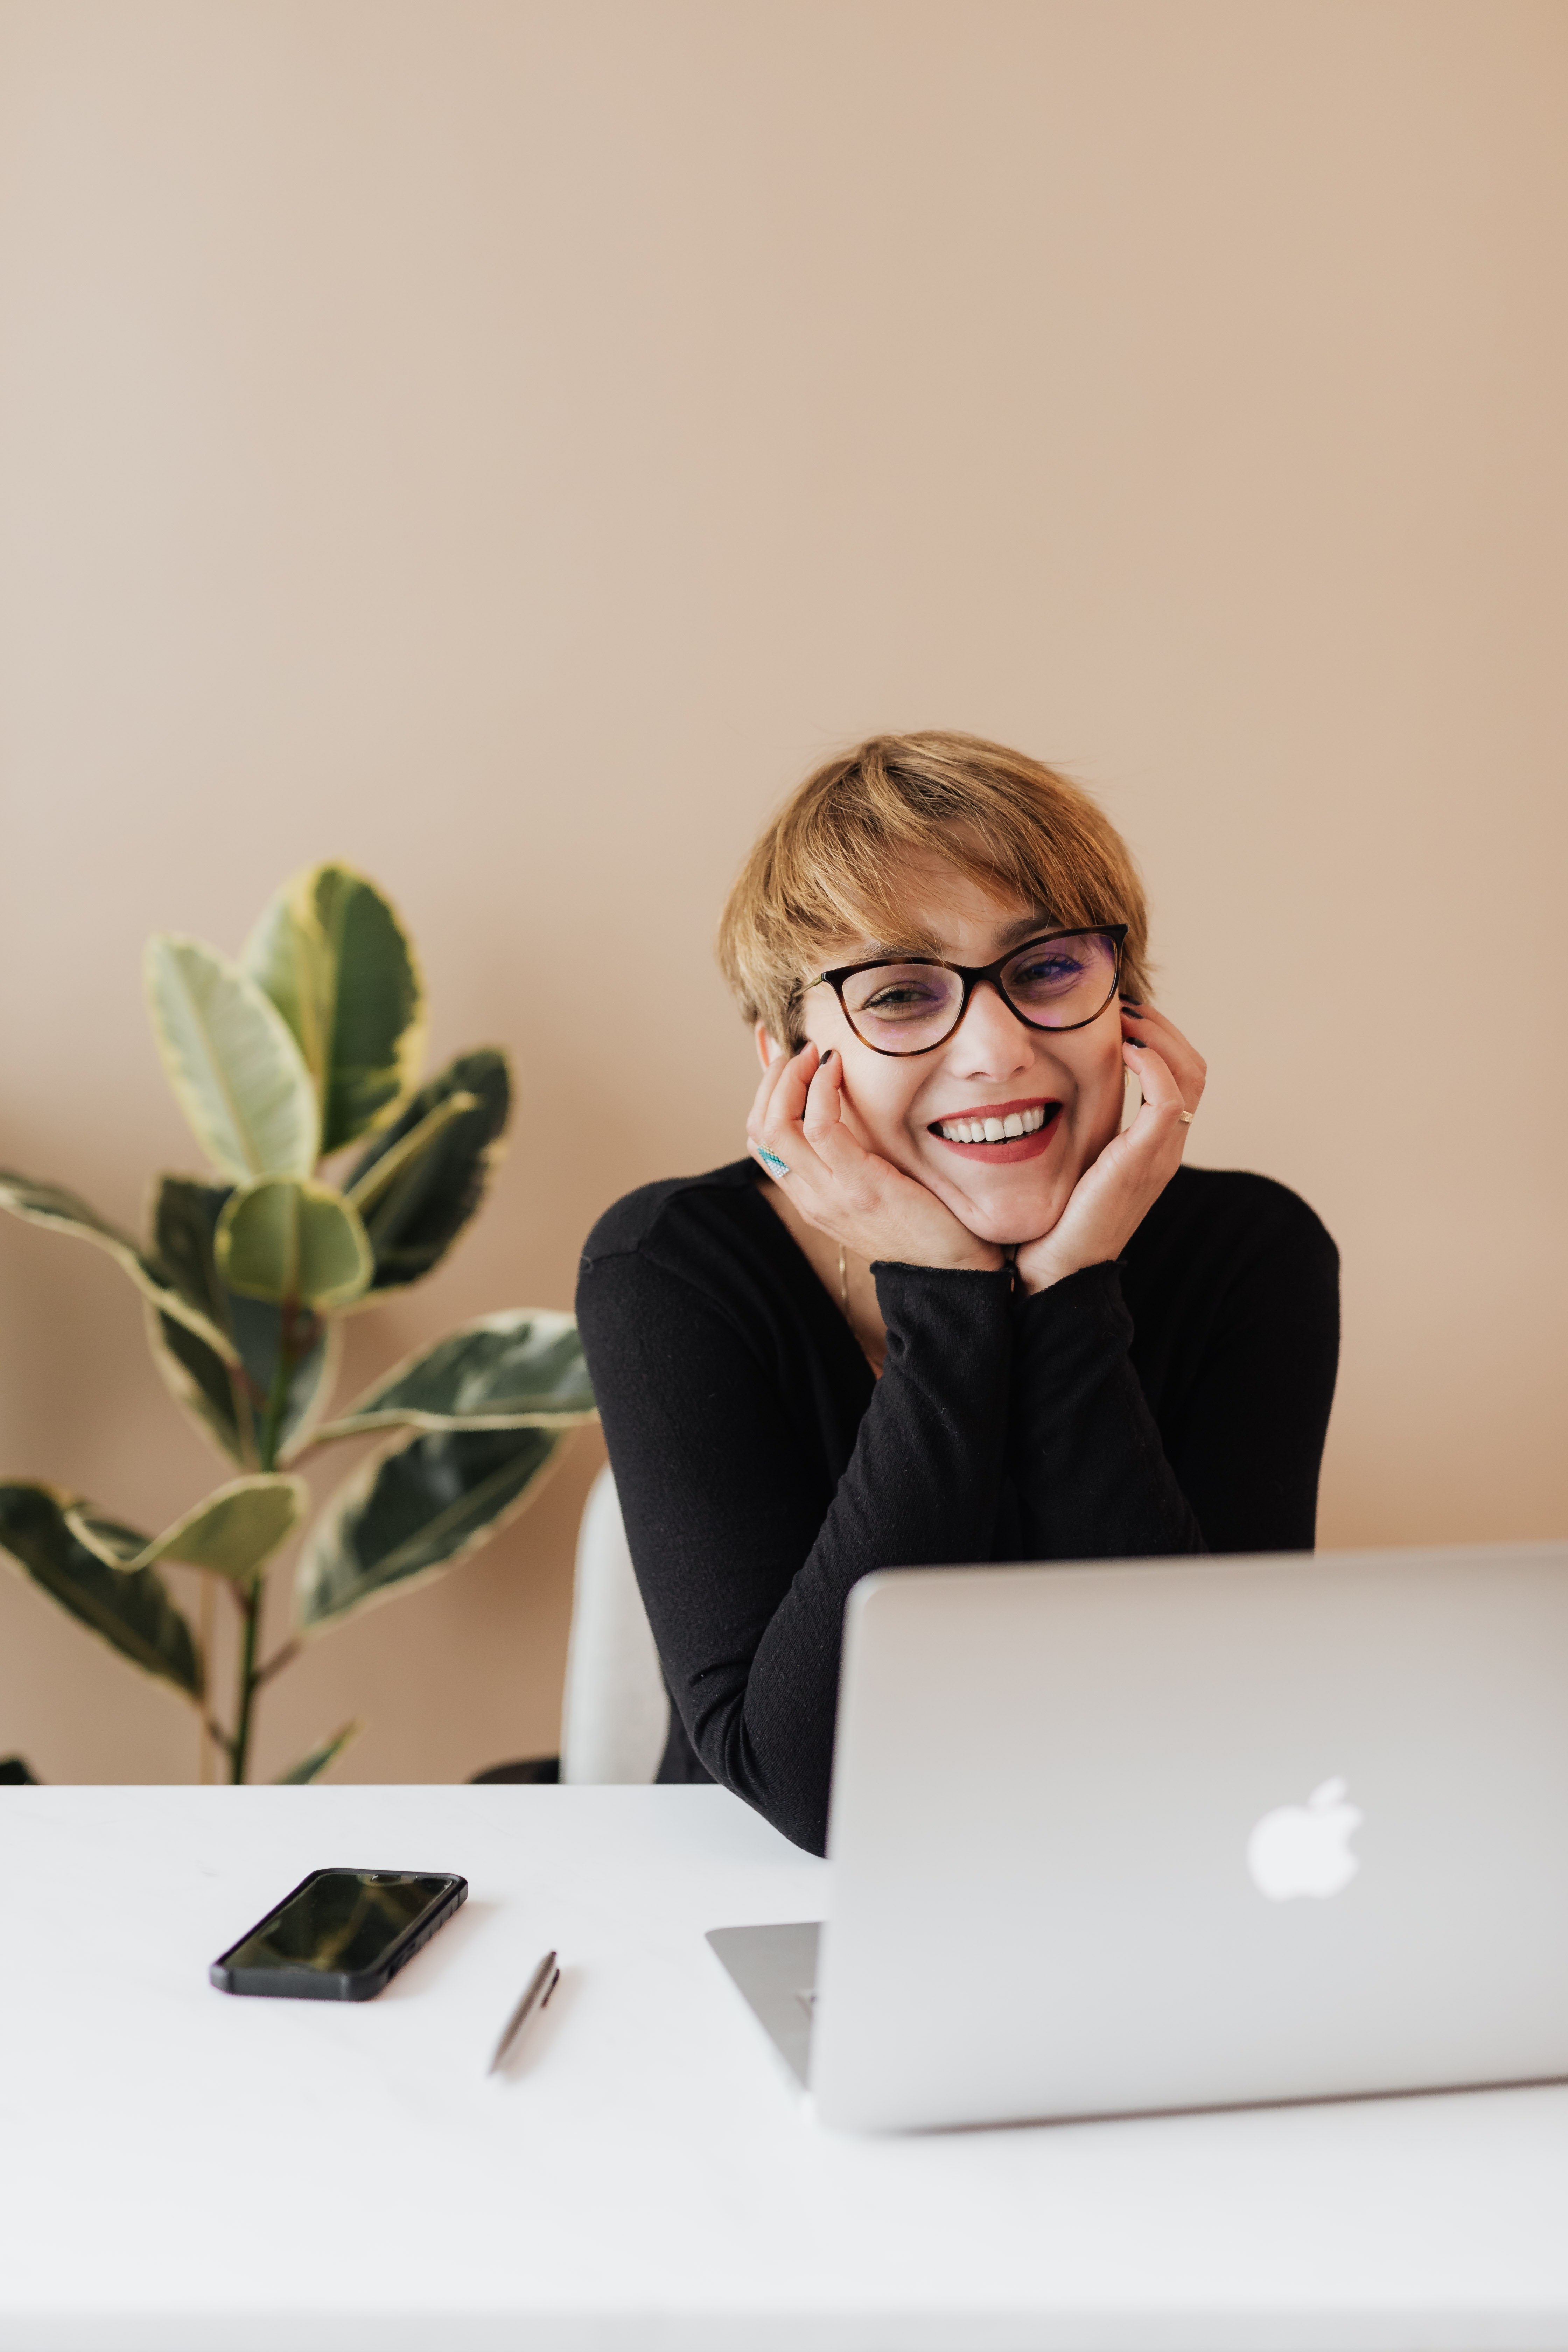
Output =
[{"x1": 708, "y1": 1543, "x2": 1568, "y2": 2132}]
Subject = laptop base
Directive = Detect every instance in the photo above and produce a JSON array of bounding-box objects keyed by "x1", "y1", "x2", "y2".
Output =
[{"x1": 706, "y1": 1921, "x2": 820, "y2": 2089}]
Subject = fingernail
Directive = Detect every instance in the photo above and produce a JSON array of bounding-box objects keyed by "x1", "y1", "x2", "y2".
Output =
[
  {"x1": 1127, "y1": 1035, "x2": 1146, "y2": 1047},
  {"x1": 1122, "y1": 1000, "x2": 1143, "y2": 1010},
  {"x1": 820, "y1": 1048, "x2": 835, "y2": 1066}
]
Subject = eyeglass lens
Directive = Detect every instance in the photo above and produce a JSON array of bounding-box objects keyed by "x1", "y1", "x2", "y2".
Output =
[{"x1": 840, "y1": 930, "x2": 1119, "y2": 1054}]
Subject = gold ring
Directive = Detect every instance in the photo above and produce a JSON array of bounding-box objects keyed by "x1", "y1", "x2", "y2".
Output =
[{"x1": 1177, "y1": 1111, "x2": 1194, "y2": 1125}]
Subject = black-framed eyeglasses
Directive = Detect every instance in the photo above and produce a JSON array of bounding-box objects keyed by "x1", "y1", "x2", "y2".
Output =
[{"x1": 805, "y1": 924, "x2": 1128, "y2": 1057}]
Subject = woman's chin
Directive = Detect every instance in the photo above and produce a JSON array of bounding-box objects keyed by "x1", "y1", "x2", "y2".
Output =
[{"x1": 931, "y1": 1171, "x2": 1068, "y2": 1248}]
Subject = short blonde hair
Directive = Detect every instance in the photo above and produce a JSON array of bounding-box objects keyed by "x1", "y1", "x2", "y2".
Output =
[{"x1": 718, "y1": 731, "x2": 1152, "y2": 1046}]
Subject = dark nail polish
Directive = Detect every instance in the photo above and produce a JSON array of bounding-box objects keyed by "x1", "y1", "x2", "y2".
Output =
[
  {"x1": 821, "y1": 1049, "x2": 835, "y2": 1066},
  {"x1": 1122, "y1": 1000, "x2": 1143, "y2": 1010},
  {"x1": 1127, "y1": 1035, "x2": 1146, "y2": 1046}
]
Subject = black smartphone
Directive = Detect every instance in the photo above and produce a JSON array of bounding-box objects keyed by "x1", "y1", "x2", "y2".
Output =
[{"x1": 209, "y1": 1868, "x2": 468, "y2": 2001}]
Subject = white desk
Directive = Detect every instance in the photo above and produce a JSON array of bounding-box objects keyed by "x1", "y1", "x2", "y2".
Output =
[{"x1": 2, "y1": 1786, "x2": 1567, "y2": 2352}]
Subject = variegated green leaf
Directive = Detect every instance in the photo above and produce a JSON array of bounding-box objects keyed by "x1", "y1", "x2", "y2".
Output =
[
  {"x1": 241, "y1": 883, "x2": 334, "y2": 1094},
  {"x1": 343, "y1": 1050, "x2": 511, "y2": 1293},
  {"x1": 66, "y1": 1475, "x2": 306, "y2": 1584},
  {"x1": 0, "y1": 1483, "x2": 203, "y2": 1699},
  {"x1": 244, "y1": 865, "x2": 425, "y2": 1154},
  {"x1": 151, "y1": 1174, "x2": 235, "y2": 1328},
  {"x1": 146, "y1": 1306, "x2": 250, "y2": 1465},
  {"x1": 343, "y1": 1091, "x2": 477, "y2": 1220},
  {"x1": 0, "y1": 1170, "x2": 236, "y2": 1363},
  {"x1": 145, "y1": 937, "x2": 319, "y2": 1182},
  {"x1": 234, "y1": 1301, "x2": 342, "y2": 1463},
  {"x1": 295, "y1": 1427, "x2": 561, "y2": 1632},
  {"x1": 216, "y1": 1179, "x2": 372, "y2": 1310},
  {"x1": 147, "y1": 1178, "x2": 341, "y2": 1461},
  {"x1": 274, "y1": 1720, "x2": 361, "y2": 1785},
  {"x1": 146, "y1": 1176, "x2": 251, "y2": 1459},
  {"x1": 308, "y1": 1311, "x2": 594, "y2": 1446}
]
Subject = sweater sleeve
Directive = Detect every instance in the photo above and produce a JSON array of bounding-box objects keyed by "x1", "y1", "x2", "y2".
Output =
[
  {"x1": 1004, "y1": 1263, "x2": 1208, "y2": 1560},
  {"x1": 1152, "y1": 1192, "x2": 1340, "y2": 1553},
  {"x1": 1004, "y1": 1181, "x2": 1340, "y2": 1560},
  {"x1": 575, "y1": 1245, "x2": 1014, "y2": 1854}
]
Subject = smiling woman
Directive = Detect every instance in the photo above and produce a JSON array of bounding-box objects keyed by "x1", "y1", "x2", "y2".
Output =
[{"x1": 576, "y1": 734, "x2": 1340, "y2": 1854}]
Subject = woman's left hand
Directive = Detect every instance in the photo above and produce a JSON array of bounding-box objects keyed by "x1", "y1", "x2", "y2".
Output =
[{"x1": 1014, "y1": 1001, "x2": 1207, "y2": 1295}]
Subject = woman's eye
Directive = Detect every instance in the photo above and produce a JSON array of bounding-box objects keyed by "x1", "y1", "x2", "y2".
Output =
[
  {"x1": 1013, "y1": 955, "x2": 1082, "y2": 989},
  {"x1": 862, "y1": 983, "x2": 942, "y2": 1014}
]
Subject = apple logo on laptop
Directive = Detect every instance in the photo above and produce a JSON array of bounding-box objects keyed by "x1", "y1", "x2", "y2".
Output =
[{"x1": 1246, "y1": 1778, "x2": 1362, "y2": 1901}]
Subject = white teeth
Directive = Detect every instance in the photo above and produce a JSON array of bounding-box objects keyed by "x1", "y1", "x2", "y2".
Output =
[{"x1": 937, "y1": 1105, "x2": 1052, "y2": 1143}]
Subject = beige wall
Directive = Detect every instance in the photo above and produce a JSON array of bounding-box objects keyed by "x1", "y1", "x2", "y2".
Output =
[{"x1": 1, "y1": 0, "x2": 1563, "y2": 1784}]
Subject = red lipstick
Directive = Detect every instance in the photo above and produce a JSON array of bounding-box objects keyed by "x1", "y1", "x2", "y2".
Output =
[{"x1": 927, "y1": 1099, "x2": 1063, "y2": 1166}]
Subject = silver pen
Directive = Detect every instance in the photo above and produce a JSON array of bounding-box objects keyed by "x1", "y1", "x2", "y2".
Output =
[{"x1": 485, "y1": 1948, "x2": 560, "y2": 2075}]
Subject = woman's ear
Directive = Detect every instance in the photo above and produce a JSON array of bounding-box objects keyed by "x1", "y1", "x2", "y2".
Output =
[{"x1": 754, "y1": 1019, "x2": 783, "y2": 1070}]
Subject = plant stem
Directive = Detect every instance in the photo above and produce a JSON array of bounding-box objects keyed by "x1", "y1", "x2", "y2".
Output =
[
  {"x1": 230, "y1": 1297, "x2": 302, "y2": 1784},
  {"x1": 229, "y1": 1586, "x2": 261, "y2": 1785},
  {"x1": 256, "y1": 1299, "x2": 300, "y2": 1477},
  {"x1": 252, "y1": 1638, "x2": 301, "y2": 1690},
  {"x1": 203, "y1": 1708, "x2": 236, "y2": 1767},
  {"x1": 198, "y1": 1576, "x2": 217, "y2": 1781}
]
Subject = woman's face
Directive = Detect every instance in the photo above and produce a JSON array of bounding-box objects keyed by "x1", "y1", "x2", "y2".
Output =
[{"x1": 779, "y1": 864, "x2": 1128, "y2": 1247}]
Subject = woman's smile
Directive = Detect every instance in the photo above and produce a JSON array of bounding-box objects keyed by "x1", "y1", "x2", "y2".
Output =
[{"x1": 927, "y1": 1097, "x2": 1062, "y2": 1162}]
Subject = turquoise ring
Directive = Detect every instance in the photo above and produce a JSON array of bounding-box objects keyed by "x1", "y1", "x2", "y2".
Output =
[{"x1": 757, "y1": 1147, "x2": 791, "y2": 1180}]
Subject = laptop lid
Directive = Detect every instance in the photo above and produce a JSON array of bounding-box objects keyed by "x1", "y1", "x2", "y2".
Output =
[{"x1": 809, "y1": 1543, "x2": 1568, "y2": 2133}]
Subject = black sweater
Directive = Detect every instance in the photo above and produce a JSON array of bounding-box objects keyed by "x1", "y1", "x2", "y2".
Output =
[{"x1": 576, "y1": 1160, "x2": 1339, "y2": 1855}]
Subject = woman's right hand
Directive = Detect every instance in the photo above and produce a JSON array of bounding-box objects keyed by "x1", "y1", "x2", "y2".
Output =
[{"x1": 748, "y1": 1042, "x2": 1004, "y2": 1274}]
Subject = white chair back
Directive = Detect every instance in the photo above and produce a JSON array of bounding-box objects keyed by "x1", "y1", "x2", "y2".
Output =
[{"x1": 560, "y1": 1465, "x2": 670, "y2": 1784}]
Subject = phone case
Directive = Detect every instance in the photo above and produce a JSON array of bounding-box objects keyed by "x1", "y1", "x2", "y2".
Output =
[{"x1": 209, "y1": 1870, "x2": 468, "y2": 2001}]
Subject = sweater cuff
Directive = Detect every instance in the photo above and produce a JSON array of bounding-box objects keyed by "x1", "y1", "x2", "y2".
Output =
[
  {"x1": 1013, "y1": 1257, "x2": 1134, "y2": 1368},
  {"x1": 870, "y1": 1260, "x2": 1015, "y2": 1360}
]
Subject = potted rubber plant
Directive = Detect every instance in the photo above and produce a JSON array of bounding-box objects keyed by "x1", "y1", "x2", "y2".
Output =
[{"x1": 0, "y1": 863, "x2": 596, "y2": 1782}]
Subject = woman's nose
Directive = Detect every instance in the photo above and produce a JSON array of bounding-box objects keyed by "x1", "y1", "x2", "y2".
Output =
[{"x1": 951, "y1": 979, "x2": 1034, "y2": 1074}]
